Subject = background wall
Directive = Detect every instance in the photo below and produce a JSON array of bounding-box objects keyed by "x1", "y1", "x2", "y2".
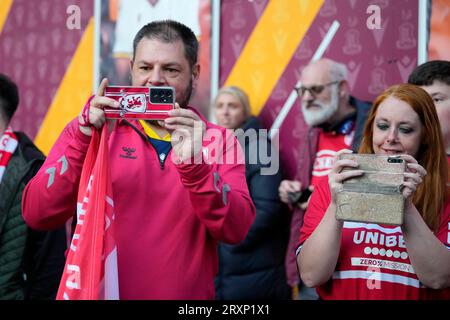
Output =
[
  {"x1": 0, "y1": 0, "x2": 93, "y2": 155},
  {"x1": 98, "y1": 0, "x2": 212, "y2": 117},
  {"x1": 429, "y1": 0, "x2": 450, "y2": 60},
  {"x1": 0, "y1": 0, "x2": 446, "y2": 168},
  {"x1": 219, "y1": 0, "x2": 423, "y2": 180}
]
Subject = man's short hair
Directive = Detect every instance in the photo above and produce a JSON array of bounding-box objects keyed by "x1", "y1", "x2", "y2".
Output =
[
  {"x1": 329, "y1": 61, "x2": 348, "y2": 82},
  {"x1": 408, "y1": 60, "x2": 450, "y2": 86},
  {"x1": 0, "y1": 73, "x2": 19, "y2": 121},
  {"x1": 132, "y1": 20, "x2": 199, "y2": 69}
]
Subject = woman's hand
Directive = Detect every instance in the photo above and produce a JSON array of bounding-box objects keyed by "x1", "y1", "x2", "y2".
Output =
[
  {"x1": 398, "y1": 154, "x2": 427, "y2": 200},
  {"x1": 328, "y1": 149, "x2": 364, "y2": 205}
]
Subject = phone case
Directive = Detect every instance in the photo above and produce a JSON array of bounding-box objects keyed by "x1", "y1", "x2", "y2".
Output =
[
  {"x1": 104, "y1": 86, "x2": 175, "y2": 120},
  {"x1": 335, "y1": 154, "x2": 405, "y2": 225}
]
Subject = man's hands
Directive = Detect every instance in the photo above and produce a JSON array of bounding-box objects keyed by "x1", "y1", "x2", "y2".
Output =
[
  {"x1": 79, "y1": 79, "x2": 207, "y2": 163},
  {"x1": 279, "y1": 180, "x2": 302, "y2": 204},
  {"x1": 159, "y1": 104, "x2": 206, "y2": 163},
  {"x1": 78, "y1": 78, "x2": 119, "y2": 136},
  {"x1": 279, "y1": 180, "x2": 314, "y2": 210}
]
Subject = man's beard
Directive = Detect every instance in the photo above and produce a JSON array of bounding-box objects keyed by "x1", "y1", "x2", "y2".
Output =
[
  {"x1": 301, "y1": 87, "x2": 339, "y2": 127},
  {"x1": 177, "y1": 78, "x2": 193, "y2": 108}
]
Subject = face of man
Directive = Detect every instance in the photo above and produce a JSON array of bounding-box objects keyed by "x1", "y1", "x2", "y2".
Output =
[
  {"x1": 419, "y1": 80, "x2": 450, "y2": 151},
  {"x1": 299, "y1": 64, "x2": 340, "y2": 127},
  {"x1": 130, "y1": 37, "x2": 200, "y2": 108}
]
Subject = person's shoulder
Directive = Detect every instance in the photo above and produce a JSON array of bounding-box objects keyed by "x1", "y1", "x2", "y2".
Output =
[
  {"x1": 350, "y1": 95, "x2": 372, "y2": 111},
  {"x1": 12, "y1": 132, "x2": 45, "y2": 182},
  {"x1": 14, "y1": 132, "x2": 45, "y2": 163}
]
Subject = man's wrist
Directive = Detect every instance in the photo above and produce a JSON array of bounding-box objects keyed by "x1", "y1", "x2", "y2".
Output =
[
  {"x1": 75, "y1": 120, "x2": 93, "y2": 143},
  {"x1": 78, "y1": 121, "x2": 93, "y2": 137}
]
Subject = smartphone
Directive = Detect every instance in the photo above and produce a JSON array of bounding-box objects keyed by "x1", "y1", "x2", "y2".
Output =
[
  {"x1": 288, "y1": 188, "x2": 313, "y2": 205},
  {"x1": 336, "y1": 153, "x2": 406, "y2": 225},
  {"x1": 339, "y1": 154, "x2": 405, "y2": 185},
  {"x1": 104, "y1": 86, "x2": 175, "y2": 120}
]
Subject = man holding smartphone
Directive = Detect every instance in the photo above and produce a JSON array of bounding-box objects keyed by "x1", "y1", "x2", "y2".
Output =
[
  {"x1": 278, "y1": 59, "x2": 372, "y2": 299},
  {"x1": 22, "y1": 20, "x2": 255, "y2": 299}
]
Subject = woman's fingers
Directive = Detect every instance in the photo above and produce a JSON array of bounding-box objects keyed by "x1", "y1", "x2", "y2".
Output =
[
  {"x1": 401, "y1": 181, "x2": 417, "y2": 197},
  {"x1": 397, "y1": 154, "x2": 418, "y2": 165},
  {"x1": 404, "y1": 172, "x2": 423, "y2": 185},
  {"x1": 406, "y1": 162, "x2": 427, "y2": 176},
  {"x1": 336, "y1": 149, "x2": 354, "y2": 156},
  {"x1": 331, "y1": 159, "x2": 359, "y2": 175},
  {"x1": 335, "y1": 169, "x2": 365, "y2": 182}
]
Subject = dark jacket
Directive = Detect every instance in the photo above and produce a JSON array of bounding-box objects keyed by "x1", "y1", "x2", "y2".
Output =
[
  {"x1": 215, "y1": 117, "x2": 291, "y2": 300},
  {"x1": 285, "y1": 96, "x2": 372, "y2": 288},
  {"x1": 0, "y1": 132, "x2": 66, "y2": 299}
]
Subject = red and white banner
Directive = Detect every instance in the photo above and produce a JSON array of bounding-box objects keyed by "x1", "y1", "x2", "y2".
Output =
[{"x1": 57, "y1": 125, "x2": 119, "y2": 300}]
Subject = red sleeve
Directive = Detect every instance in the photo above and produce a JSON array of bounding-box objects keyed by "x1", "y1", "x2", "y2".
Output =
[
  {"x1": 435, "y1": 197, "x2": 450, "y2": 250},
  {"x1": 175, "y1": 128, "x2": 256, "y2": 244},
  {"x1": 22, "y1": 118, "x2": 91, "y2": 230},
  {"x1": 298, "y1": 177, "x2": 332, "y2": 248}
]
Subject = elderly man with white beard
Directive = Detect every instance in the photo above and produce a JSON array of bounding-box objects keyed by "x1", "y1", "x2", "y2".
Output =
[{"x1": 278, "y1": 58, "x2": 372, "y2": 300}]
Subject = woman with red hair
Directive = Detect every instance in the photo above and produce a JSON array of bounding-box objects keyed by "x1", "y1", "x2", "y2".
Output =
[{"x1": 297, "y1": 84, "x2": 450, "y2": 299}]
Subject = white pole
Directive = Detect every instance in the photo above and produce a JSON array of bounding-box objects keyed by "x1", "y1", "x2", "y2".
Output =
[
  {"x1": 93, "y1": 0, "x2": 101, "y2": 92},
  {"x1": 269, "y1": 20, "x2": 340, "y2": 139},
  {"x1": 418, "y1": 0, "x2": 429, "y2": 65},
  {"x1": 209, "y1": 0, "x2": 221, "y2": 123}
]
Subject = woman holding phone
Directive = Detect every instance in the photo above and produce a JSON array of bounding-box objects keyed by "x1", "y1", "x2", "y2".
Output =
[{"x1": 297, "y1": 84, "x2": 450, "y2": 299}]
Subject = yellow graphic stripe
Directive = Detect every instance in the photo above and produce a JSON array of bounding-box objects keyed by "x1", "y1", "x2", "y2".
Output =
[
  {"x1": 35, "y1": 18, "x2": 95, "y2": 155},
  {"x1": 0, "y1": 0, "x2": 14, "y2": 35},
  {"x1": 224, "y1": 0, "x2": 324, "y2": 115}
]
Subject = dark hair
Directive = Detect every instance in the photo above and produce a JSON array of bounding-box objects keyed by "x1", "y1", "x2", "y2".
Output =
[
  {"x1": 132, "y1": 20, "x2": 198, "y2": 69},
  {"x1": 408, "y1": 60, "x2": 450, "y2": 86},
  {"x1": 0, "y1": 73, "x2": 19, "y2": 121}
]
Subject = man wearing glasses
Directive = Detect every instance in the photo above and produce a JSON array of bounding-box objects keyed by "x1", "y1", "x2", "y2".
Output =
[{"x1": 278, "y1": 58, "x2": 372, "y2": 299}]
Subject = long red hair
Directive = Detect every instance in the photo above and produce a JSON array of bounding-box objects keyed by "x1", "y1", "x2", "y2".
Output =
[{"x1": 359, "y1": 84, "x2": 448, "y2": 231}]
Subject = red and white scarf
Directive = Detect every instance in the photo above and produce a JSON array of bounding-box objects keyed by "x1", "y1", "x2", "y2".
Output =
[
  {"x1": 57, "y1": 126, "x2": 119, "y2": 300},
  {"x1": 0, "y1": 127, "x2": 18, "y2": 184}
]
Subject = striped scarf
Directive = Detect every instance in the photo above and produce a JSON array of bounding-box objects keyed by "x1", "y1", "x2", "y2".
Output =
[{"x1": 0, "y1": 127, "x2": 18, "y2": 184}]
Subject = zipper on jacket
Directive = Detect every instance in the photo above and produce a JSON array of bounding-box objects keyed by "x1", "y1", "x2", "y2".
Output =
[
  {"x1": 124, "y1": 120, "x2": 169, "y2": 170},
  {"x1": 146, "y1": 140, "x2": 167, "y2": 170}
]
